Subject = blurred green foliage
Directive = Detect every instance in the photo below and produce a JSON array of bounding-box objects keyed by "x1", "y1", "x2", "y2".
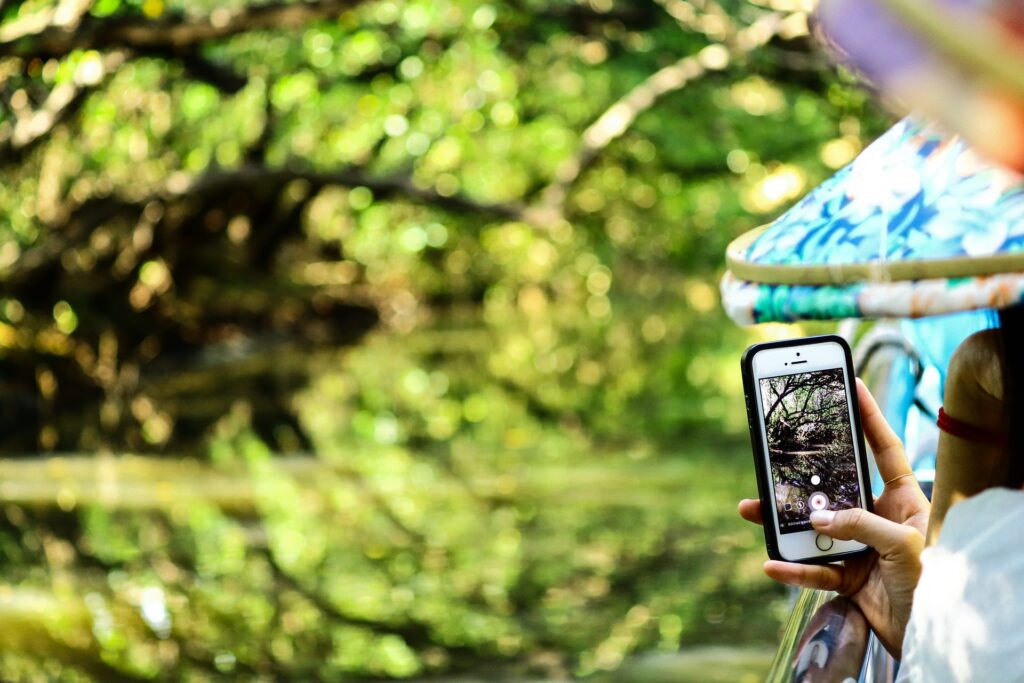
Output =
[{"x1": 0, "y1": 0, "x2": 888, "y2": 679}]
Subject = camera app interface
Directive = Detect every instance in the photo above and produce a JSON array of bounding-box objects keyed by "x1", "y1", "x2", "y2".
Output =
[{"x1": 759, "y1": 368, "x2": 861, "y2": 534}]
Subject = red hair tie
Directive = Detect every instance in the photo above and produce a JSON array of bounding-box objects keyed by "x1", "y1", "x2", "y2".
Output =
[{"x1": 936, "y1": 407, "x2": 1007, "y2": 446}]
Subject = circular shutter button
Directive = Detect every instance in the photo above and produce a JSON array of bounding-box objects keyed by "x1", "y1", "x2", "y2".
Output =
[{"x1": 808, "y1": 492, "x2": 830, "y2": 511}]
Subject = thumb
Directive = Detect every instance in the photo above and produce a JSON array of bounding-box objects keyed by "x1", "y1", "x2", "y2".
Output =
[{"x1": 810, "y1": 508, "x2": 924, "y2": 561}]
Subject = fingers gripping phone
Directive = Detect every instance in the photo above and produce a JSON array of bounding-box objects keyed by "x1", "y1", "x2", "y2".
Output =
[{"x1": 741, "y1": 335, "x2": 873, "y2": 563}]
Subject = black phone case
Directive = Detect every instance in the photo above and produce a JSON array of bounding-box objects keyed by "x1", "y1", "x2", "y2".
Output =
[{"x1": 741, "y1": 334, "x2": 874, "y2": 564}]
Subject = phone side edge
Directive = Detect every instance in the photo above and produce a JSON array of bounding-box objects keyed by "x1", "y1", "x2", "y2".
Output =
[
  {"x1": 841, "y1": 336, "x2": 876, "y2": 515},
  {"x1": 741, "y1": 343, "x2": 784, "y2": 562}
]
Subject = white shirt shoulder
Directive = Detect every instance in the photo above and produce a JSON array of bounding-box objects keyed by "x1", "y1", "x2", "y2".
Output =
[{"x1": 897, "y1": 487, "x2": 1024, "y2": 682}]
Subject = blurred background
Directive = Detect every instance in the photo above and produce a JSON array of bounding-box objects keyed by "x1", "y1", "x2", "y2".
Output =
[{"x1": 0, "y1": 0, "x2": 889, "y2": 679}]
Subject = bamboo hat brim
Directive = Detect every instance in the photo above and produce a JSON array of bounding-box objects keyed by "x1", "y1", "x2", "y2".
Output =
[{"x1": 721, "y1": 117, "x2": 1024, "y2": 324}]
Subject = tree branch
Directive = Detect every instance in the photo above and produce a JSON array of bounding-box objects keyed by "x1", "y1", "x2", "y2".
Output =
[
  {"x1": 169, "y1": 47, "x2": 248, "y2": 93},
  {"x1": 0, "y1": 162, "x2": 525, "y2": 299},
  {"x1": 167, "y1": 165, "x2": 527, "y2": 221},
  {"x1": 534, "y1": 10, "x2": 785, "y2": 217},
  {"x1": 0, "y1": 51, "x2": 126, "y2": 166},
  {"x1": 244, "y1": 81, "x2": 276, "y2": 166},
  {"x1": 653, "y1": 0, "x2": 736, "y2": 40},
  {"x1": 1, "y1": 0, "x2": 365, "y2": 58},
  {"x1": 764, "y1": 375, "x2": 794, "y2": 424}
]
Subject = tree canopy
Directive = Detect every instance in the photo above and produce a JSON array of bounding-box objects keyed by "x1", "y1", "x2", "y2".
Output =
[{"x1": 0, "y1": 0, "x2": 888, "y2": 679}]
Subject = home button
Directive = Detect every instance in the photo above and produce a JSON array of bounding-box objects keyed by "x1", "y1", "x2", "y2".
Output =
[{"x1": 815, "y1": 533, "x2": 834, "y2": 551}]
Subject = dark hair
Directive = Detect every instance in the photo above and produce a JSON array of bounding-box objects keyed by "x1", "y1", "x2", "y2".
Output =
[{"x1": 998, "y1": 304, "x2": 1024, "y2": 489}]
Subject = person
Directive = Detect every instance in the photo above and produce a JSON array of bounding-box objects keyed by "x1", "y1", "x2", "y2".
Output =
[{"x1": 738, "y1": 317, "x2": 1024, "y2": 681}]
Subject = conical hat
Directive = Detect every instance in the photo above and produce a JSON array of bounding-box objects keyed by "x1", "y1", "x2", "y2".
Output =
[
  {"x1": 721, "y1": 117, "x2": 1024, "y2": 325},
  {"x1": 817, "y1": 0, "x2": 1024, "y2": 171}
]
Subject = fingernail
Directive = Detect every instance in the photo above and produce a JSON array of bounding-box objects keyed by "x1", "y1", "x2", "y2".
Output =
[{"x1": 810, "y1": 510, "x2": 835, "y2": 525}]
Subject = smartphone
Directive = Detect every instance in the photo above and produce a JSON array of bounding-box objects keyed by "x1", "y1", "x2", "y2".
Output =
[{"x1": 741, "y1": 335, "x2": 873, "y2": 563}]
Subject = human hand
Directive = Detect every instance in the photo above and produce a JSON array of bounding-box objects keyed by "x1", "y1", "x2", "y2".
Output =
[{"x1": 738, "y1": 378, "x2": 930, "y2": 658}]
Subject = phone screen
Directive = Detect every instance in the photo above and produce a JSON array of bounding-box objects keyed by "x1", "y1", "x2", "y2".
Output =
[{"x1": 758, "y1": 368, "x2": 862, "y2": 534}]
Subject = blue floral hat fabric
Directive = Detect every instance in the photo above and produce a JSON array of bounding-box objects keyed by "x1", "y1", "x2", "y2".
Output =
[{"x1": 722, "y1": 117, "x2": 1024, "y2": 325}]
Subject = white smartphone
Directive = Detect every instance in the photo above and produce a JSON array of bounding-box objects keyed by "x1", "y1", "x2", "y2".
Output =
[{"x1": 741, "y1": 335, "x2": 873, "y2": 563}]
